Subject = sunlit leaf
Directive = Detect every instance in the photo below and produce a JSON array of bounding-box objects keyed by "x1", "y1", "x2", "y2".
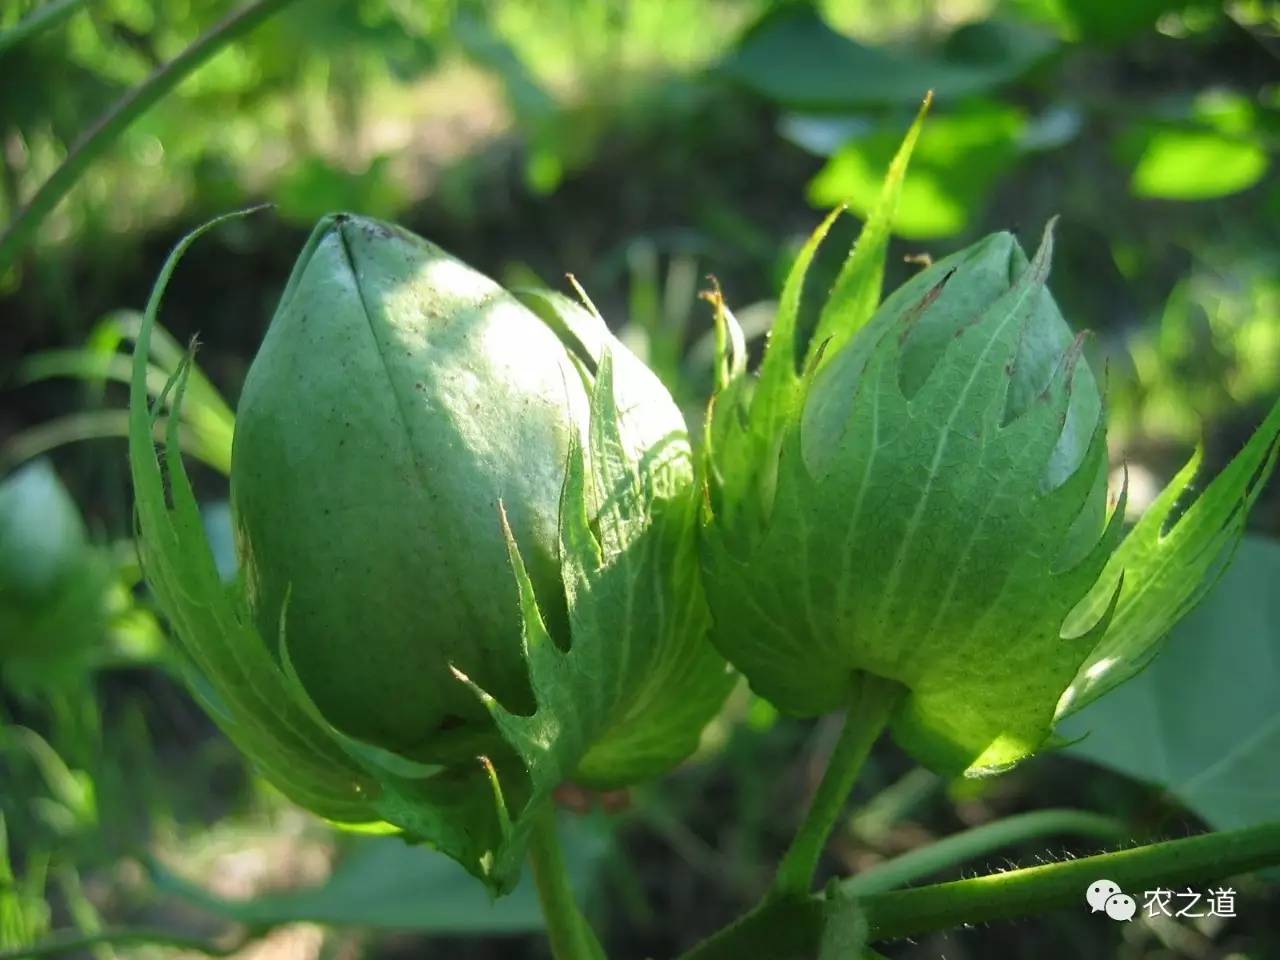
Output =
[
  {"x1": 1130, "y1": 128, "x2": 1270, "y2": 201},
  {"x1": 1062, "y1": 536, "x2": 1280, "y2": 829},
  {"x1": 1059, "y1": 394, "x2": 1280, "y2": 715}
]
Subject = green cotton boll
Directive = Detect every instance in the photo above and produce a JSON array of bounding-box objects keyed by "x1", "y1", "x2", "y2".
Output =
[
  {"x1": 231, "y1": 214, "x2": 681, "y2": 765},
  {"x1": 802, "y1": 232, "x2": 1108, "y2": 567},
  {"x1": 0, "y1": 460, "x2": 113, "y2": 670},
  {"x1": 703, "y1": 225, "x2": 1124, "y2": 776},
  {"x1": 134, "y1": 210, "x2": 729, "y2": 886},
  {"x1": 0, "y1": 460, "x2": 88, "y2": 600}
]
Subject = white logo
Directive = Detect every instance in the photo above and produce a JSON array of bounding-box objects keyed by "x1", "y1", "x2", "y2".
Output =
[
  {"x1": 1086, "y1": 879, "x2": 1124, "y2": 915},
  {"x1": 1087, "y1": 880, "x2": 1236, "y2": 921},
  {"x1": 1104, "y1": 893, "x2": 1137, "y2": 921}
]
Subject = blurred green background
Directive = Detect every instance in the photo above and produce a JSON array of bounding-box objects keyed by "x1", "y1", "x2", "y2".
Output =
[{"x1": 1, "y1": 1, "x2": 1278, "y2": 958}]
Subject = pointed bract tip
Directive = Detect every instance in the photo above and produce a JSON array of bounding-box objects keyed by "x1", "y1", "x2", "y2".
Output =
[
  {"x1": 1021, "y1": 217, "x2": 1057, "y2": 288},
  {"x1": 1109, "y1": 462, "x2": 1130, "y2": 513},
  {"x1": 698, "y1": 275, "x2": 725, "y2": 307},
  {"x1": 565, "y1": 273, "x2": 604, "y2": 323}
]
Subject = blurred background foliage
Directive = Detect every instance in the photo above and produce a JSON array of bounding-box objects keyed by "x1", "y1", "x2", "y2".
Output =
[{"x1": 1, "y1": 0, "x2": 1278, "y2": 958}]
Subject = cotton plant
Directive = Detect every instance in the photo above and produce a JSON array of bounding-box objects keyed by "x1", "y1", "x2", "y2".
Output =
[{"x1": 118, "y1": 105, "x2": 1280, "y2": 960}]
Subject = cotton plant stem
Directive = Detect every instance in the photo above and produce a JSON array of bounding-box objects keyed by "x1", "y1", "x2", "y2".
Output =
[
  {"x1": 0, "y1": 0, "x2": 93, "y2": 57},
  {"x1": 528, "y1": 804, "x2": 606, "y2": 960},
  {"x1": 771, "y1": 672, "x2": 904, "y2": 899},
  {"x1": 844, "y1": 808, "x2": 1127, "y2": 895},
  {"x1": 679, "y1": 819, "x2": 1280, "y2": 960},
  {"x1": 0, "y1": 0, "x2": 302, "y2": 275},
  {"x1": 862, "y1": 818, "x2": 1280, "y2": 937}
]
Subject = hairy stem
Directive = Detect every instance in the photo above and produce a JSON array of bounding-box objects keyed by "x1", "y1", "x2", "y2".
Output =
[
  {"x1": 863, "y1": 818, "x2": 1280, "y2": 937},
  {"x1": 771, "y1": 672, "x2": 904, "y2": 899},
  {"x1": 679, "y1": 819, "x2": 1280, "y2": 960},
  {"x1": 845, "y1": 808, "x2": 1127, "y2": 895},
  {"x1": 528, "y1": 804, "x2": 605, "y2": 960}
]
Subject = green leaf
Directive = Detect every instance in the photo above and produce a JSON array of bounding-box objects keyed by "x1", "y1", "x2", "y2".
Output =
[
  {"x1": 1130, "y1": 127, "x2": 1270, "y2": 201},
  {"x1": 810, "y1": 102, "x2": 1025, "y2": 239},
  {"x1": 722, "y1": 7, "x2": 1054, "y2": 110},
  {"x1": 1061, "y1": 536, "x2": 1280, "y2": 829},
  {"x1": 1058, "y1": 393, "x2": 1280, "y2": 716}
]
